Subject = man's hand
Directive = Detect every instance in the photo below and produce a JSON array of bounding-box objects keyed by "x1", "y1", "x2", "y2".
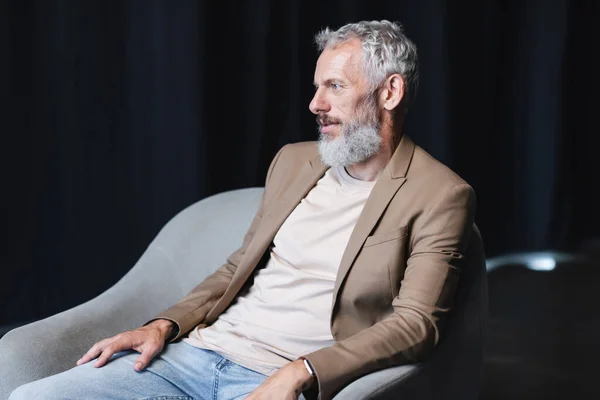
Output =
[
  {"x1": 246, "y1": 359, "x2": 314, "y2": 400},
  {"x1": 76, "y1": 319, "x2": 175, "y2": 371}
]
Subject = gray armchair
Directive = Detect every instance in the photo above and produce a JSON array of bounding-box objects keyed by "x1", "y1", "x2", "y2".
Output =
[{"x1": 0, "y1": 188, "x2": 488, "y2": 399}]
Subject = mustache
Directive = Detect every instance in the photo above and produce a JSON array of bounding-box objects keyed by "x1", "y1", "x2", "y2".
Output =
[{"x1": 316, "y1": 115, "x2": 342, "y2": 126}]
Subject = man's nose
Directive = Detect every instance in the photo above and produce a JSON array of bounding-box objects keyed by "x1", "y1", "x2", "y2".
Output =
[{"x1": 309, "y1": 89, "x2": 331, "y2": 114}]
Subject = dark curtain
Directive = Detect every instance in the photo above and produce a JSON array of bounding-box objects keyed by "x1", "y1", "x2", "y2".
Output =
[{"x1": 1, "y1": 0, "x2": 598, "y2": 325}]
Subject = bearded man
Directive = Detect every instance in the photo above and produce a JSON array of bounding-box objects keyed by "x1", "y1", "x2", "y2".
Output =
[{"x1": 10, "y1": 20, "x2": 483, "y2": 400}]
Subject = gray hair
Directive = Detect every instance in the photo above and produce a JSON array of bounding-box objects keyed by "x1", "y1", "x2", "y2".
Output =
[{"x1": 315, "y1": 20, "x2": 419, "y2": 109}]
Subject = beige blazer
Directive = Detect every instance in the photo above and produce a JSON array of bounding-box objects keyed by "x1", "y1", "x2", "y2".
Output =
[{"x1": 153, "y1": 134, "x2": 480, "y2": 399}]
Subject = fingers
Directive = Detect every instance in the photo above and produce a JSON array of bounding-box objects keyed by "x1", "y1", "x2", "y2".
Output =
[
  {"x1": 76, "y1": 332, "x2": 135, "y2": 368},
  {"x1": 93, "y1": 340, "x2": 129, "y2": 368},
  {"x1": 133, "y1": 340, "x2": 163, "y2": 372},
  {"x1": 75, "y1": 328, "x2": 166, "y2": 371},
  {"x1": 76, "y1": 337, "x2": 115, "y2": 366}
]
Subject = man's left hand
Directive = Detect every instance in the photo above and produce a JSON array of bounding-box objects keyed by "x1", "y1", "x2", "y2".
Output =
[{"x1": 246, "y1": 359, "x2": 314, "y2": 400}]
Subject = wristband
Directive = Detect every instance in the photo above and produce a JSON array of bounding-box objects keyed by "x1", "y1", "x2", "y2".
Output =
[{"x1": 301, "y1": 358, "x2": 316, "y2": 378}]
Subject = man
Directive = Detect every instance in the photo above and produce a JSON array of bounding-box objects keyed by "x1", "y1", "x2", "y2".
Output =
[{"x1": 10, "y1": 20, "x2": 481, "y2": 400}]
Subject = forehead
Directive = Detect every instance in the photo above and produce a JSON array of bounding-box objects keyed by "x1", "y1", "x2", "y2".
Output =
[{"x1": 314, "y1": 39, "x2": 364, "y2": 84}]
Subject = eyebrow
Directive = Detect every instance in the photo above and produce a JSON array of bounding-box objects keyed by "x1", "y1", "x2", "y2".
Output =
[{"x1": 313, "y1": 78, "x2": 343, "y2": 88}]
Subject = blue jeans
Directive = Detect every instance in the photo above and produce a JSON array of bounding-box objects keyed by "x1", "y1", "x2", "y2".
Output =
[{"x1": 9, "y1": 341, "x2": 290, "y2": 400}]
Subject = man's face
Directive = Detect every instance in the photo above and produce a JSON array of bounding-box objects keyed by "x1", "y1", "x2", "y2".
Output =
[{"x1": 310, "y1": 39, "x2": 382, "y2": 167}]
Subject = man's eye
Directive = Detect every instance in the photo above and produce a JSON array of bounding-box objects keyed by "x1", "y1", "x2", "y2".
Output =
[{"x1": 331, "y1": 83, "x2": 341, "y2": 90}]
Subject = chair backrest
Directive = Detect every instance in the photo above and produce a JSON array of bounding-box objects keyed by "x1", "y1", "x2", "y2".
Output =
[
  {"x1": 130, "y1": 187, "x2": 266, "y2": 307},
  {"x1": 423, "y1": 225, "x2": 489, "y2": 399},
  {"x1": 0, "y1": 188, "x2": 267, "y2": 400}
]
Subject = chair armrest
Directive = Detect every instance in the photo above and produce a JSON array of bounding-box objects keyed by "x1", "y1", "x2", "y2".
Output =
[
  {"x1": 0, "y1": 246, "x2": 180, "y2": 399},
  {"x1": 332, "y1": 364, "x2": 426, "y2": 399}
]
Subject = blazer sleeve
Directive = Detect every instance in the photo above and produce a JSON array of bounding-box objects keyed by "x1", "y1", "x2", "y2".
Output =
[
  {"x1": 145, "y1": 145, "x2": 287, "y2": 341},
  {"x1": 302, "y1": 183, "x2": 477, "y2": 400}
]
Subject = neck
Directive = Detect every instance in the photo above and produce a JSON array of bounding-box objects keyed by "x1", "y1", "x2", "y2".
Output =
[{"x1": 345, "y1": 113, "x2": 404, "y2": 181}]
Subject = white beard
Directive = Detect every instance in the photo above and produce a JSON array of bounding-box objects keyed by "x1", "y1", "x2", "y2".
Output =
[
  {"x1": 317, "y1": 122, "x2": 382, "y2": 167},
  {"x1": 317, "y1": 92, "x2": 382, "y2": 169}
]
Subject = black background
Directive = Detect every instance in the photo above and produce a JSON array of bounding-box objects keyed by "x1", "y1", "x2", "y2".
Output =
[{"x1": 2, "y1": 0, "x2": 598, "y2": 331}]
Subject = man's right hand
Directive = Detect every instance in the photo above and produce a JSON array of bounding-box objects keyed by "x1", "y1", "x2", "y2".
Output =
[{"x1": 76, "y1": 319, "x2": 175, "y2": 372}]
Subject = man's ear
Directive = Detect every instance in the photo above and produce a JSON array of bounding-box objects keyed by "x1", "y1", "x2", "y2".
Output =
[{"x1": 381, "y1": 74, "x2": 405, "y2": 111}]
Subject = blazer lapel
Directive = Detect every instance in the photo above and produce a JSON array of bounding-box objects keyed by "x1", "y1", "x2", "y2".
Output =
[
  {"x1": 332, "y1": 135, "x2": 416, "y2": 308},
  {"x1": 216, "y1": 156, "x2": 328, "y2": 310}
]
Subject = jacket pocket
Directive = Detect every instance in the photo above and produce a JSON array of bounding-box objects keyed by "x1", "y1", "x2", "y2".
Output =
[{"x1": 363, "y1": 226, "x2": 408, "y2": 248}]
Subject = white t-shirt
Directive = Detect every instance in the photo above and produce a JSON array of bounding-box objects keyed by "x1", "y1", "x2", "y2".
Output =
[{"x1": 183, "y1": 165, "x2": 375, "y2": 375}]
